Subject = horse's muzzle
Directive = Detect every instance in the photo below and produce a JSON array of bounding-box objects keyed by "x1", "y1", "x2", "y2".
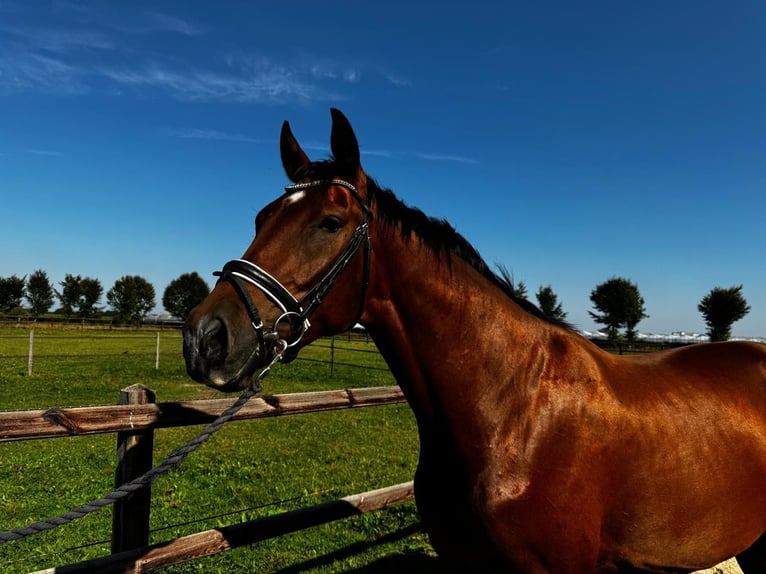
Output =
[{"x1": 183, "y1": 314, "x2": 265, "y2": 392}]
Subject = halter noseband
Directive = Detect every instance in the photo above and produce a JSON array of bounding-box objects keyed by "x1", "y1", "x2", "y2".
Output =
[{"x1": 213, "y1": 179, "x2": 372, "y2": 368}]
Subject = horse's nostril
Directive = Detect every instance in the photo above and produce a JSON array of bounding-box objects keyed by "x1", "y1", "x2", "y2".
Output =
[
  {"x1": 200, "y1": 318, "x2": 228, "y2": 368},
  {"x1": 183, "y1": 316, "x2": 230, "y2": 383}
]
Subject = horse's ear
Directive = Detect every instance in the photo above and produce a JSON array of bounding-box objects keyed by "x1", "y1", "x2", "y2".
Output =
[
  {"x1": 330, "y1": 108, "x2": 360, "y2": 173},
  {"x1": 280, "y1": 120, "x2": 310, "y2": 183}
]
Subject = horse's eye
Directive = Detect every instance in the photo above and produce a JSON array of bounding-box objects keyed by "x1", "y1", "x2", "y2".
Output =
[{"x1": 318, "y1": 216, "x2": 343, "y2": 233}]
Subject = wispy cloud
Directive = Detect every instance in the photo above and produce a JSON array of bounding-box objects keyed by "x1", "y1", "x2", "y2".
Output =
[
  {"x1": 145, "y1": 12, "x2": 203, "y2": 36},
  {"x1": 361, "y1": 148, "x2": 393, "y2": 158},
  {"x1": 3, "y1": 26, "x2": 114, "y2": 53},
  {"x1": 165, "y1": 126, "x2": 472, "y2": 166},
  {"x1": 0, "y1": 52, "x2": 89, "y2": 95},
  {"x1": 99, "y1": 61, "x2": 336, "y2": 103},
  {"x1": 414, "y1": 152, "x2": 479, "y2": 165},
  {"x1": 385, "y1": 73, "x2": 411, "y2": 88},
  {"x1": 166, "y1": 131, "x2": 396, "y2": 158},
  {"x1": 168, "y1": 128, "x2": 270, "y2": 144},
  {"x1": 309, "y1": 60, "x2": 361, "y2": 84},
  {"x1": 166, "y1": 129, "x2": 471, "y2": 166},
  {"x1": 0, "y1": 51, "x2": 345, "y2": 103},
  {"x1": 23, "y1": 148, "x2": 63, "y2": 156},
  {"x1": 0, "y1": 9, "x2": 366, "y2": 104}
]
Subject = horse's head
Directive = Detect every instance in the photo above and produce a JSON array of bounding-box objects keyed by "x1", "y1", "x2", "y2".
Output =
[{"x1": 183, "y1": 109, "x2": 373, "y2": 392}]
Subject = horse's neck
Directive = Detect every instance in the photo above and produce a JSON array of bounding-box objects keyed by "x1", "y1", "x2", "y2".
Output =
[{"x1": 361, "y1": 233, "x2": 549, "y2": 450}]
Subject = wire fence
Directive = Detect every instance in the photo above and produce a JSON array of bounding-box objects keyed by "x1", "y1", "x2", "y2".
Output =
[
  {"x1": 0, "y1": 481, "x2": 385, "y2": 572},
  {"x1": 0, "y1": 314, "x2": 183, "y2": 329},
  {"x1": 0, "y1": 327, "x2": 390, "y2": 378},
  {"x1": 1, "y1": 326, "x2": 680, "y2": 381},
  {"x1": 0, "y1": 330, "x2": 166, "y2": 376}
]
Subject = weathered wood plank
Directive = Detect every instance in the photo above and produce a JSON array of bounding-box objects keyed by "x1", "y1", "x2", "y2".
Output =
[
  {"x1": 30, "y1": 481, "x2": 415, "y2": 574},
  {"x1": 347, "y1": 386, "x2": 407, "y2": 405},
  {"x1": 112, "y1": 384, "x2": 155, "y2": 554},
  {"x1": 0, "y1": 386, "x2": 406, "y2": 442}
]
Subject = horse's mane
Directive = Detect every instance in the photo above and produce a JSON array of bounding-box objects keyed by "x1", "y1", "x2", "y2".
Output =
[{"x1": 294, "y1": 161, "x2": 570, "y2": 329}]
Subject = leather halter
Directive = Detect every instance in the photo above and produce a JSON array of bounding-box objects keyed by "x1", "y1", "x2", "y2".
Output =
[{"x1": 213, "y1": 178, "x2": 372, "y2": 366}]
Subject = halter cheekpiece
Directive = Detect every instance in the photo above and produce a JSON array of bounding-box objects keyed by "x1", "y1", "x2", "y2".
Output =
[{"x1": 213, "y1": 178, "x2": 372, "y2": 370}]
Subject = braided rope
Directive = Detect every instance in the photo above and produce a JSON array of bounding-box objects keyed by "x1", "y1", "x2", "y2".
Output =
[{"x1": 0, "y1": 348, "x2": 282, "y2": 544}]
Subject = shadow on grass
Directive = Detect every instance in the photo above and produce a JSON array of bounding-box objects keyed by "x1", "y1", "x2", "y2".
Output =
[
  {"x1": 343, "y1": 552, "x2": 443, "y2": 573},
  {"x1": 274, "y1": 523, "x2": 444, "y2": 573}
]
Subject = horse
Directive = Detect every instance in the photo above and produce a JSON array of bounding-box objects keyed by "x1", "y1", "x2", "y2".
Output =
[{"x1": 183, "y1": 108, "x2": 766, "y2": 573}]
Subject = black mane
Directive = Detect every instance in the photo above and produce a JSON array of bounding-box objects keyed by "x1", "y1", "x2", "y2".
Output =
[{"x1": 293, "y1": 161, "x2": 568, "y2": 328}]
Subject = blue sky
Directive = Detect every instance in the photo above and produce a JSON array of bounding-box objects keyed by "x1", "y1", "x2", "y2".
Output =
[{"x1": 1, "y1": 1, "x2": 764, "y2": 337}]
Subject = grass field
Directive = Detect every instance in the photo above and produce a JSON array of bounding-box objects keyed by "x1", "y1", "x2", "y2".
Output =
[{"x1": 0, "y1": 326, "x2": 434, "y2": 573}]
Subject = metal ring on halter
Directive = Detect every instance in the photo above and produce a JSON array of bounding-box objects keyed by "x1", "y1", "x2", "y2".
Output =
[{"x1": 272, "y1": 311, "x2": 308, "y2": 348}]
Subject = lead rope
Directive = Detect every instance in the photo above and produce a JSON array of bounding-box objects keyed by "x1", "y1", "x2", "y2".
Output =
[{"x1": 0, "y1": 340, "x2": 288, "y2": 544}]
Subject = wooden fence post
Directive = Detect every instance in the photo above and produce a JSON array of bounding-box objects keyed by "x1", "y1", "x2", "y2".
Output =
[
  {"x1": 155, "y1": 332, "x2": 160, "y2": 370},
  {"x1": 27, "y1": 329, "x2": 34, "y2": 377},
  {"x1": 112, "y1": 384, "x2": 156, "y2": 554}
]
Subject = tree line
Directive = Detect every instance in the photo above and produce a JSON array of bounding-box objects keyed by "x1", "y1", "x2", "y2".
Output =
[
  {"x1": 503, "y1": 272, "x2": 750, "y2": 343},
  {"x1": 0, "y1": 270, "x2": 753, "y2": 341},
  {"x1": 0, "y1": 270, "x2": 210, "y2": 325}
]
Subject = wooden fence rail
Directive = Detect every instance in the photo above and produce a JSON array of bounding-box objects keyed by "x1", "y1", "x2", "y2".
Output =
[
  {"x1": 0, "y1": 385, "x2": 411, "y2": 573},
  {"x1": 0, "y1": 386, "x2": 406, "y2": 442},
  {"x1": 30, "y1": 482, "x2": 415, "y2": 574}
]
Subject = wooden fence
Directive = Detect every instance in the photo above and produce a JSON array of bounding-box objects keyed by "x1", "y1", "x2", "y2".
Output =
[{"x1": 0, "y1": 384, "x2": 412, "y2": 573}]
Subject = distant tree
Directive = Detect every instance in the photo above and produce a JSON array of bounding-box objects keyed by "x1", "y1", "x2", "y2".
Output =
[
  {"x1": 107, "y1": 275, "x2": 156, "y2": 324},
  {"x1": 163, "y1": 272, "x2": 210, "y2": 320},
  {"x1": 26, "y1": 269, "x2": 55, "y2": 315},
  {"x1": 57, "y1": 274, "x2": 81, "y2": 315},
  {"x1": 536, "y1": 285, "x2": 568, "y2": 322},
  {"x1": 512, "y1": 280, "x2": 528, "y2": 301},
  {"x1": 79, "y1": 278, "x2": 103, "y2": 318},
  {"x1": 57, "y1": 274, "x2": 103, "y2": 317},
  {"x1": 0, "y1": 275, "x2": 26, "y2": 312},
  {"x1": 496, "y1": 265, "x2": 528, "y2": 300},
  {"x1": 589, "y1": 277, "x2": 648, "y2": 341},
  {"x1": 698, "y1": 285, "x2": 750, "y2": 342}
]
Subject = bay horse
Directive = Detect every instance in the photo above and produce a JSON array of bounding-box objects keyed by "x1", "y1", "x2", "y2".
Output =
[{"x1": 183, "y1": 108, "x2": 766, "y2": 573}]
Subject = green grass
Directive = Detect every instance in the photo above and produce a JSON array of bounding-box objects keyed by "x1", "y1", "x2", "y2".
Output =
[{"x1": 0, "y1": 327, "x2": 438, "y2": 573}]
